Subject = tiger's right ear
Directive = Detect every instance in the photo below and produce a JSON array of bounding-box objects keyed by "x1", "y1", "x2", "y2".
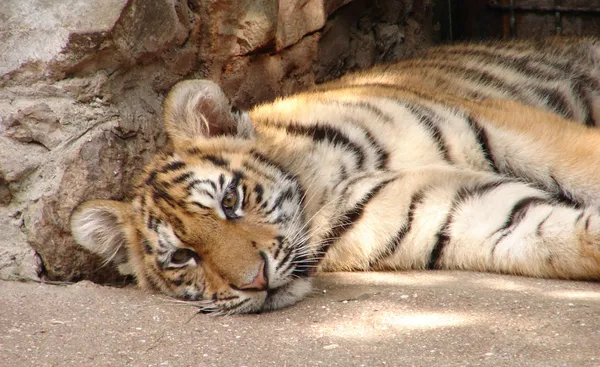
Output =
[
  {"x1": 70, "y1": 200, "x2": 132, "y2": 270},
  {"x1": 163, "y1": 80, "x2": 254, "y2": 143}
]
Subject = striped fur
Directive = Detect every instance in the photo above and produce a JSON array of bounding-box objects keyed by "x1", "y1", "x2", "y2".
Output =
[{"x1": 71, "y1": 37, "x2": 600, "y2": 314}]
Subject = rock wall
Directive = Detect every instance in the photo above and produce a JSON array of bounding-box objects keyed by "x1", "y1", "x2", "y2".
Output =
[{"x1": 0, "y1": 0, "x2": 433, "y2": 282}]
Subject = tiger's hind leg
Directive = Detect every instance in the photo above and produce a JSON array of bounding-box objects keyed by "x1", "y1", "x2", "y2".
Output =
[
  {"x1": 465, "y1": 98, "x2": 600, "y2": 208},
  {"x1": 321, "y1": 167, "x2": 600, "y2": 280},
  {"x1": 434, "y1": 176, "x2": 600, "y2": 279}
]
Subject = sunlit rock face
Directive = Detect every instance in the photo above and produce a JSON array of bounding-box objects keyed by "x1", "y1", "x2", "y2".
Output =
[{"x1": 0, "y1": 0, "x2": 433, "y2": 282}]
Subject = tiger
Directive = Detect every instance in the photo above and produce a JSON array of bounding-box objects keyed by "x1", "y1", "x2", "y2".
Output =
[{"x1": 70, "y1": 37, "x2": 600, "y2": 314}]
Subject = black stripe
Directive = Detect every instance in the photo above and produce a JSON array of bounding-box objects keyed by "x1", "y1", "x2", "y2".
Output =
[
  {"x1": 282, "y1": 123, "x2": 366, "y2": 169},
  {"x1": 145, "y1": 170, "x2": 158, "y2": 185},
  {"x1": 187, "y1": 147, "x2": 202, "y2": 155},
  {"x1": 143, "y1": 239, "x2": 153, "y2": 254},
  {"x1": 575, "y1": 81, "x2": 596, "y2": 127},
  {"x1": 203, "y1": 155, "x2": 229, "y2": 168},
  {"x1": 318, "y1": 178, "x2": 397, "y2": 258},
  {"x1": 192, "y1": 201, "x2": 210, "y2": 209},
  {"x1": 537, "y1": 87, "x2": 573, "y2": 119},
  {"x1": 427, "y1": 181, "x2": 507, "y2": 269},
  {"x1": 550, "y1": 174, "x2": 580, "y2": 208},
  {"x1": 369, "y1": 190, "x2": 426, "y2": 267},
  {"x1": 412, "y1": 61, "x2": 524, "y2": 98},
  {"x1": 265, "y1": 188, "x2": 294, "y2": 216},
  {"x1": 585, "y1": 214, "x2": 592, "y2": 232},
  {"x1": 499, "y1": 197, "x2": 551, "y2": 233},
  {"x1": 220, "y1": 298, "x2": 250, "y2": 313},
  {"x1": 428, "y1": 219, "x2": 452, "y2": 270},
  {"x1": 172, "y1": 274, "x2": 185, "y2": 287},
  {"x1": 429, "y1": 44, "x2": 600, "y2": 126},
  {"x1": 289, "y1": 255, "x2": 314, "y2": 278},
  {"x1": 578, "y1": 75, "x2": 600, "y2": 98},
  {"x1": 254, "y1": 184, "x2": 264, "y2": 204},
  {"x1": 231, "y1": 170, "x2": 245, "y2": 184},
  {"x1": 355, "y1": 121, "x2": 389, "y2": 170},
  {"x1": 152, "y1": 186, "x2": 178, "y2": 208},
  {"x1": 242, "y1": 183, "x2": 249, "y2": 210},
  {"x1": 168, "y1": 214, "x2": 187, "y2": 236},
  {"x1": 404, "y1": 103, "x2": 452, "y2": 163},
  {"x1": 469, "y1": 179, "x2": 507, "y2": 198},
  {"x1": 491, "y1": 197, "x2": 551, "y2": 253},
  {"x1": 218, "y1": 174, "x2": 225, "y2": 190},
  {"x1": 147, "y1": 215, "x2": 160, "y2": 232},
  {"x1": 157, "y1": 180, "x2": 172, "y2": 189},
  {"x1": 273, "y1": 236, "x2": 284, "y2": 259},
  {"x1": 249, "y1": 150, "x2": 306, "y2": 207},
  {"x1": 278, "y1": 249, "x2": 301, "y2": 276},
  {"x1": 375, "y1": 58, "x2": 523, "y2": 99},
  {"x1": 328, "y1": 82, "x2": 443, "y2": 106},
  {"x1": 536, "y1": 212, "x2": 552, "y2": 237},
  {"x1": 427, "y1": 190, "x2": 460, "y2": 270},
  {"x1": 249, "y1": 151, "x2": 291, "y2": 180},
  {"x1": 336, "y1": 101, "x2": 394, "y2": 123},
  {"x1": 578, "y1": 77, "x2": 600, "y2": 127},
  {"x1": 156, "y1": 258, "x2": 169, "y2": 270},
  {"x1": 275, "y1": 247, "x2": 294, "y2": 272},
  {"x1": 431, "y1": 47, "x2": 554, "y2": 77},
  {"x1": 157, "y1": 237, "x2": 173, "y2": 252},
  {"x1": 241, "y1": 160, "x2": 278, "y2": 184},
  {"x1": 467, "y1": 115, "x2": 499, "y2": 173},
  {"x1": 140, "y1": 194, "x2": 147, "y2": 217},
  {"x1": 173, "y1": 172, "x2": 193, "y2": 184},
  {"x1": 160, "y1": 161, "x2": 186, "y2": 173},
  {"x1": 575, "y1": 211, "x2": 585, "y2": 225}
]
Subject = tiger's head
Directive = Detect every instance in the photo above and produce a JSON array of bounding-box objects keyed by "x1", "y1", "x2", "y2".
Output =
[{"x1": 70, "y1": 80, "x2": 316, "y2": 314}]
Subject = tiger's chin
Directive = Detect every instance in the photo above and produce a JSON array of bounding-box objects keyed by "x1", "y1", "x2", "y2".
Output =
[
  {"x1": 189, "y1": 277, "x2": 314, "y2": 315},
  {"x1": 262, "y1": 277, "x2": 313, "y2": 312}
]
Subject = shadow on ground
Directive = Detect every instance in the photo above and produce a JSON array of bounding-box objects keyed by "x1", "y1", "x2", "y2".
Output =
[{"x1": 1, "y1": 271, "x2": 599, "y2": 366}]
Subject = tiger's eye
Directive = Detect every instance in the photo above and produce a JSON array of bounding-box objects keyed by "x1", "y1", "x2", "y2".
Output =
[
  {"x1": 171, "y1": 248, "x2": 197, "y2": 265},
  {"x1": 222, "y1": 190, "x2": 238, "y2": 209}
]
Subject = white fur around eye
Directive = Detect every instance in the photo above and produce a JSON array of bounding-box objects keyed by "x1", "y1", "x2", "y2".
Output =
[{"x1": 232, "y1": 185, "x2": 245, "y2": 217}]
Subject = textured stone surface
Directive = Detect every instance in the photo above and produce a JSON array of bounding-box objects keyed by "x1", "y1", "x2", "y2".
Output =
[
  {"x1": 0, "y1": 0, "x2": 433, "y2": 282},
  {"x1": 0, "y1": 0, "x2": 128, "y2": 76}
]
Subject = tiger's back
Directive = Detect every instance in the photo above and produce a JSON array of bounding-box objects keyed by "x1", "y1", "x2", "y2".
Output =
[
  {"x1": 71, "y1": 38, "x2": 600, "y2": 314},
  {"x1": 343, "y1": 37, "x2": 600, "y2": 125}
]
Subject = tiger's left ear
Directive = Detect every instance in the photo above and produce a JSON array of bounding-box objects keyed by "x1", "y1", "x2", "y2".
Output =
[{"x1": 163, "y1": 80, "x2": 254, "y2": 143}]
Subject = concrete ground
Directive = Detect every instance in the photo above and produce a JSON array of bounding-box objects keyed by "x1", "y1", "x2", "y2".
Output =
[{"x1": 1, "y1": 271, "x2": 599, "y2": 367}]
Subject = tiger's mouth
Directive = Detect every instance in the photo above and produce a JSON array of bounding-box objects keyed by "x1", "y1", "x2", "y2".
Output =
[
  {"x1": 185, "y1": 260, "x2": 317, "y2": 314},
  {"x1": 186, "y1": 276, "x2": 313, "y2": 315},
  {"x1": 176, "y1": 235, "x2": 318, "y2": 314}
]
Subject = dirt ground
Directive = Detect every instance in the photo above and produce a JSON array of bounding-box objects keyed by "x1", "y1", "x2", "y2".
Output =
[{"x1": 1, "y1": 271, "x2": 599, "y2": 367}]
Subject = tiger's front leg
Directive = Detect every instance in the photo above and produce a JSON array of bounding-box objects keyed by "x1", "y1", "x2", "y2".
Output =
[{"x1": 318, "y1": 167, "x2": 600, "y2": 280}]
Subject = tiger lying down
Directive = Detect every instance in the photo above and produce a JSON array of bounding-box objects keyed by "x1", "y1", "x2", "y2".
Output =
[{"x1": 71, "y1": 37, "x2": 600, "y2": 314}]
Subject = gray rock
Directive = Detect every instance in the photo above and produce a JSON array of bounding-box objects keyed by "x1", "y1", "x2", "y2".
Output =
[
  {"x1": 0, "y1": 0, "x2": 127, "y2": 77},
  {"x1": 2, "y1": 103, "x2": 67, "y2": 150},
  {"x1": 0, "y1": 209, "x2": 41, "y2": 280}
]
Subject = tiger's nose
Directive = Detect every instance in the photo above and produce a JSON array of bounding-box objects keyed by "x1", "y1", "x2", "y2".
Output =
[{"x1": 239, "y1": 261, "x2": 268, "y2": 291}]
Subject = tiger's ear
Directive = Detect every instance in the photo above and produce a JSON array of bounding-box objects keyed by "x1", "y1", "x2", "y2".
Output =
[
  {"x1": 163, "y1": 80, "x2": 254, "y2": 142},
  {"x1": 70, "y1": 200, "x2": 132, "y2": 270}
]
